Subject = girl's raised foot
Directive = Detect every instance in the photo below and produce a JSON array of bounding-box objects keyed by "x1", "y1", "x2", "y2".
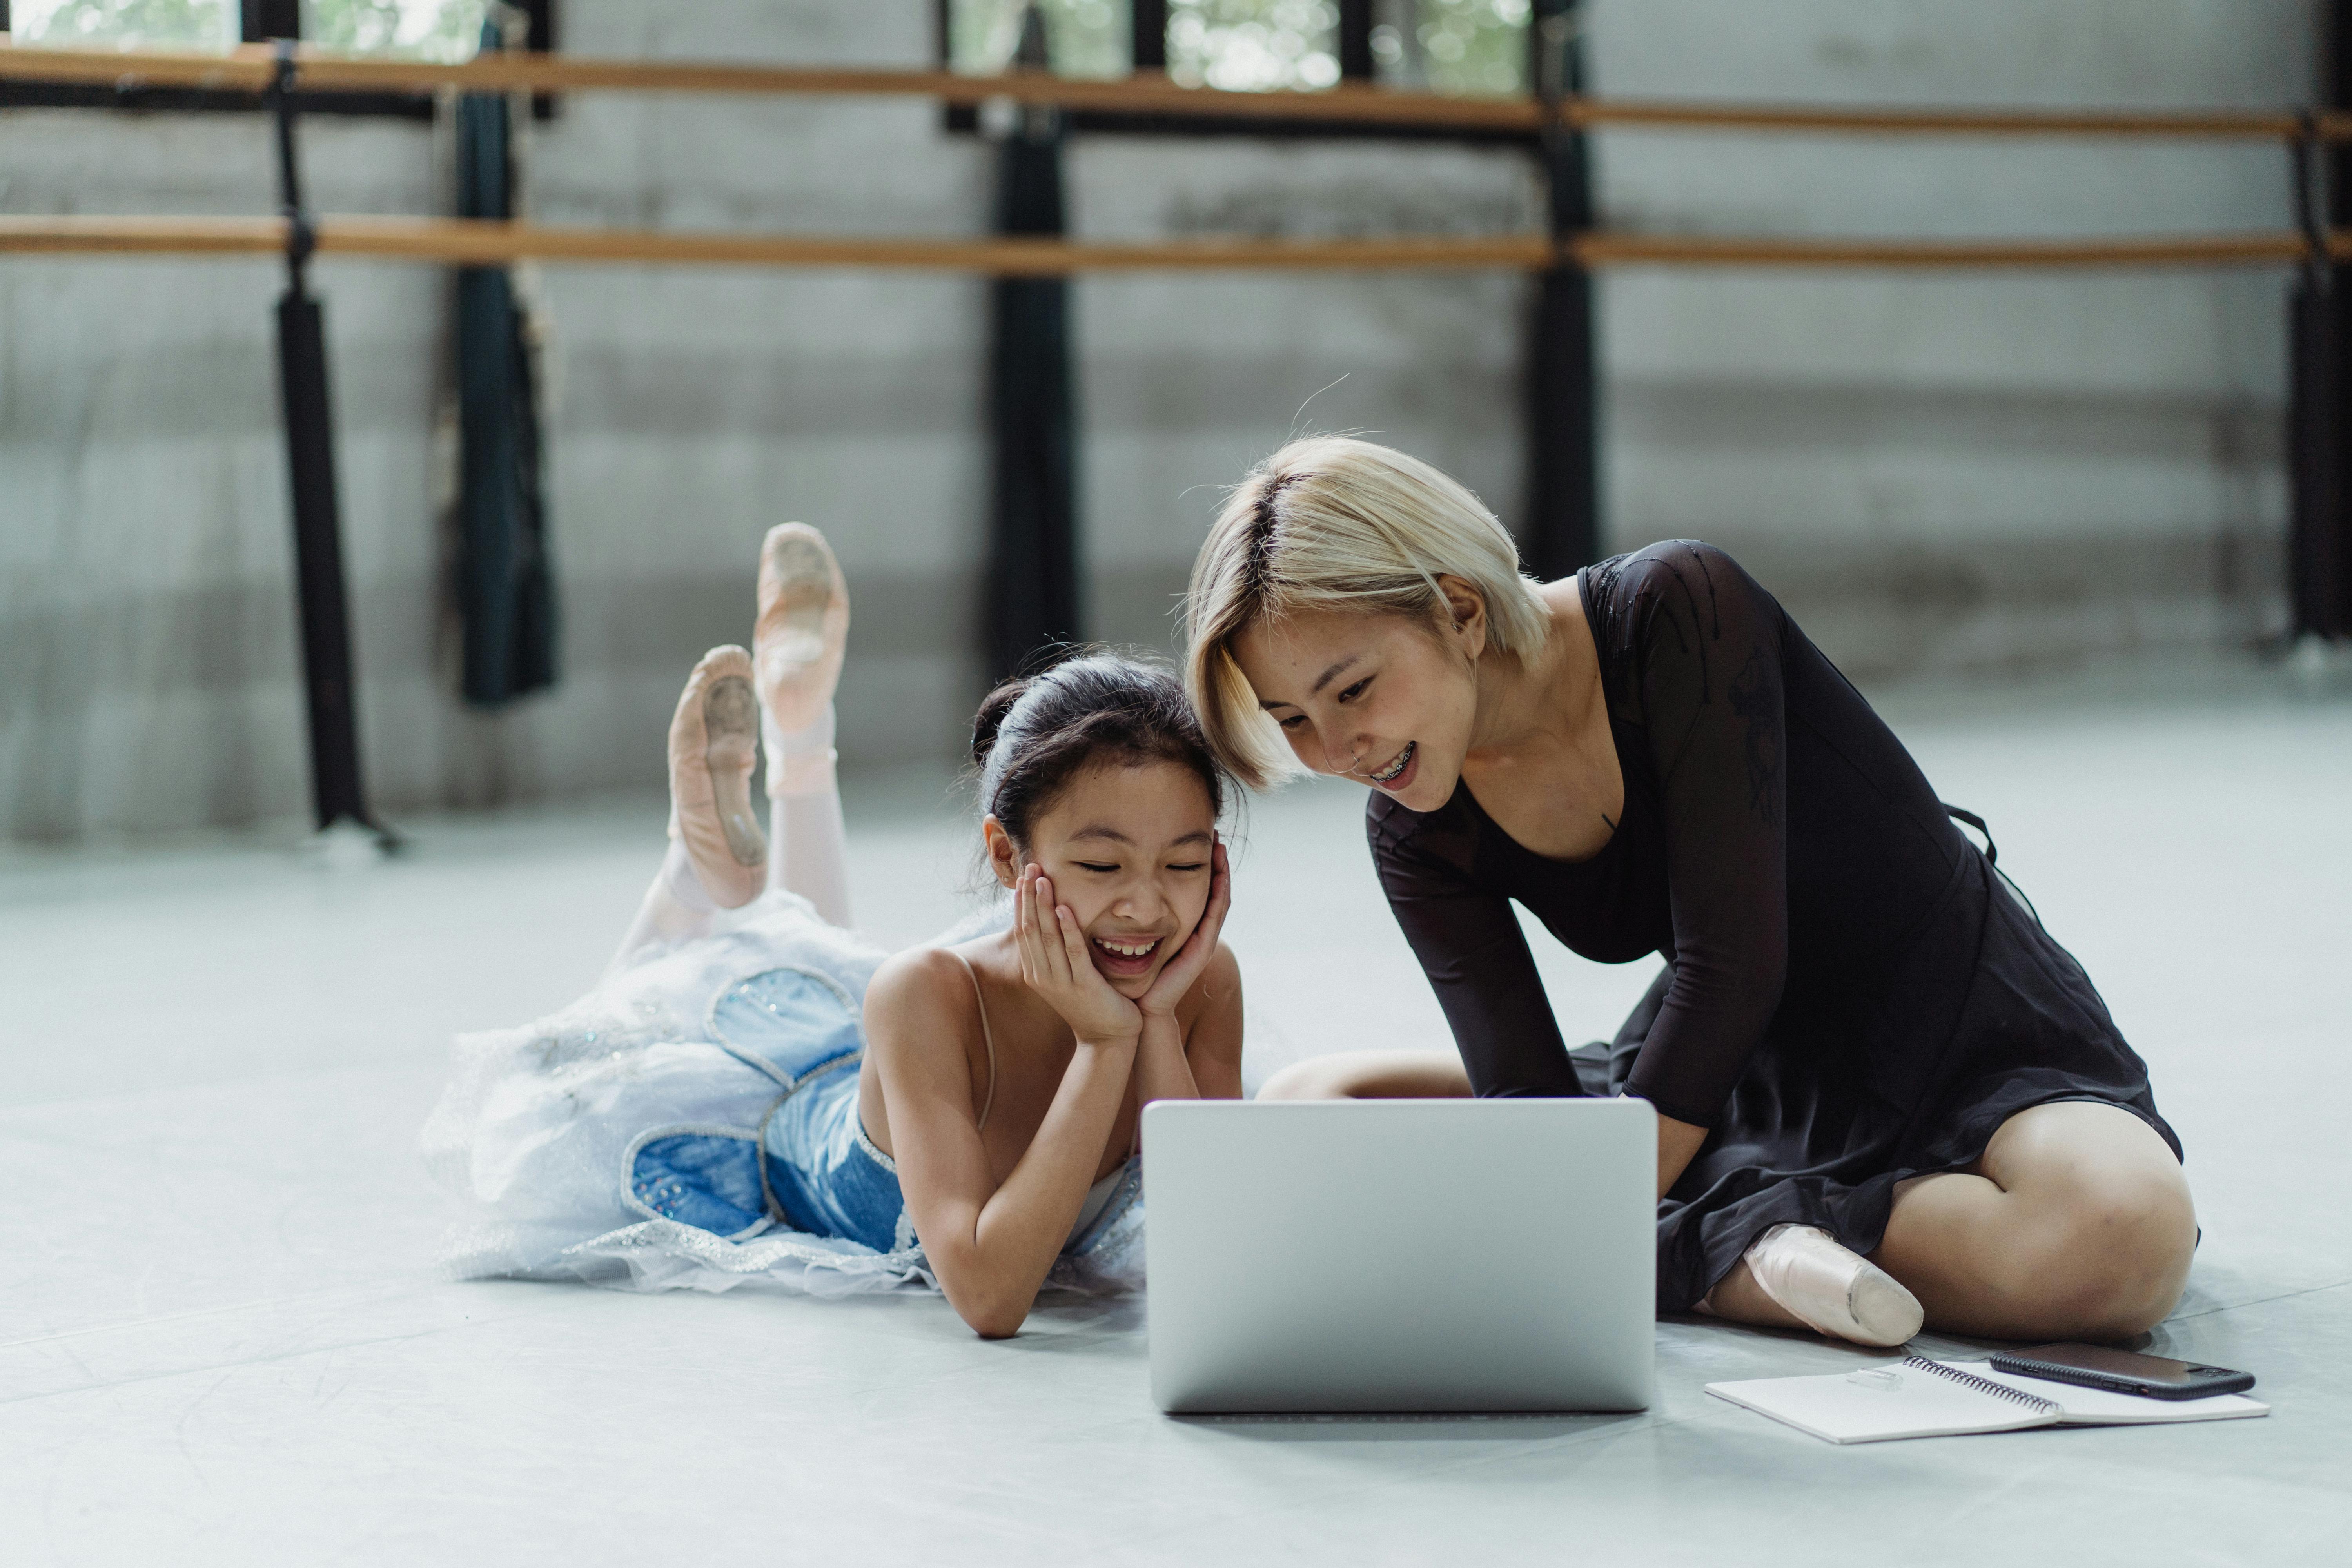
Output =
[
  {"x1": 668, "y1": 646, "x2": 768, "y2": 908},
  {"x1": 754, "y1": 522, "x2": 849, "y2": 795}
]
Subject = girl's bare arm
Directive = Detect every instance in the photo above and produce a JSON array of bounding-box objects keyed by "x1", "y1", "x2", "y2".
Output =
[{"x1": 864, "y1": 944, "x2": 1134, "y2": 1339}]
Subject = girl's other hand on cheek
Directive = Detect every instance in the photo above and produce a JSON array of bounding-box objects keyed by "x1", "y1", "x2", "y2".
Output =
[
  {"x1": 1140, "y1": 835, "x2": 1230, "y2": 1019},
  {"x1": 1014, "y1": 865, "x2": 1143, "y2": 1047}
]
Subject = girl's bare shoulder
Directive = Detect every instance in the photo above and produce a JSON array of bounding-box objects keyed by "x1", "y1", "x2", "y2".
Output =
[
  {"x1": 862, "y1": 946, "x2": 982, "y2": 1058},
  {"x1": 1177, "y1": 941, "x2": 1244, "y2": 1026}
]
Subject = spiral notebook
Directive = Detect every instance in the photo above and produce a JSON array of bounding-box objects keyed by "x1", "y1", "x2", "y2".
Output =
[{"x1": 1706, "y1": 1357, "x2": 2269, "y2": 1444}]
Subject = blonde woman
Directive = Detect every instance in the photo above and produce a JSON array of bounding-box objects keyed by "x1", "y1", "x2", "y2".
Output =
[{"x1": 1184, "y1": 437, "x2": 2195, "y2": 1349}]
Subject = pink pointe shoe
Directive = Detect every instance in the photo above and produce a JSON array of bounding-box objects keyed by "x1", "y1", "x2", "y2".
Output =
[
  {"x1": 1742, "y1": 1223, "x2": 1925, "y2": 1348},
  {"x1": 668, "y1": 646, "x2": 768, "y2": 908},
  {"x1": 752, "y1": 522, "x2": 850, "y2": 796}
]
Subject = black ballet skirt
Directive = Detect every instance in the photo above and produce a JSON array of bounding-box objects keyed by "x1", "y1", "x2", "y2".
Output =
[{"x1": 1367, "y1": 541, "x2": 2181, "y2": 1312}]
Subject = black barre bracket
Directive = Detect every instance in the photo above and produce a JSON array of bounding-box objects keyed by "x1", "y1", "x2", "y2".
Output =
[{"x1": 267, "y1": 42, "x2": 398, "y2": 847}]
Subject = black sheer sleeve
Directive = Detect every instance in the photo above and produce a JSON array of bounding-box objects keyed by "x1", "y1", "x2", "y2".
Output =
[
  {"x1": 1366, "y1": 805, "x2": 1588, "y2": 1098},
  {"x1": 1610, "y1": 544, "x2": 1789, "y2": 1126}
]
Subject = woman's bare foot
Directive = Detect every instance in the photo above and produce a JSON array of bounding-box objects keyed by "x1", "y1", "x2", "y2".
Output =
[
  {"x1": 753, "y1": 523, "x2": 849, "y2": 796},
  {"x1": 1721, "y1": 1224, "x2": 1924, "y2": 1348},
  {"x1": 668, "y1": 646, "x2": 767, "y2": 908}
]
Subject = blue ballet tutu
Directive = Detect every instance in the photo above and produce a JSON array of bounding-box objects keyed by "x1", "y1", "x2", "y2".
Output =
[{"x1": 422, "y1": 891, "x2": 1143, "y2": 1297}]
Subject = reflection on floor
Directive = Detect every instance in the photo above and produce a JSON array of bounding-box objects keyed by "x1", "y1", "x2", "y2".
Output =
[{"x1": 2, "y1": 670, "x2": 2347, "y2": 1564}]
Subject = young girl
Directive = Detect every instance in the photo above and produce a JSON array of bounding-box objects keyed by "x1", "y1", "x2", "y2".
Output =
[{"x1": 425, "y1": 527, "x2": 1242, "y2": 1338}]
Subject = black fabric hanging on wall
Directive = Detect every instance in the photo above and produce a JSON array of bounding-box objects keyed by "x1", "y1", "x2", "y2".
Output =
[
  {"x1": 985, "y1": 7, "x2": 1083, "y2": 683},
  {"x1": 454, "y1": 25, "x2": 557, "y2": 707},
  {"x1": 2291, "y1": 2, "x2": 2352, "y2": 639},
  {"x1": 1523, "y1": 0, "x2": 1599, "y2": 582}
]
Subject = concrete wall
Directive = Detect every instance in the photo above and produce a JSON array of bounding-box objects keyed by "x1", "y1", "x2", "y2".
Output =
[
  {"x1": 0, "y1": 0, "x2": 2318, "y2": 839},
  {"x1": 1588, "y1": 0, "x2": 2310, "y2": 673}
]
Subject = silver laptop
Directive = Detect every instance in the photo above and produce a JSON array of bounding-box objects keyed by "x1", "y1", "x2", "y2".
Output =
[{"x1": 1142, "y1": 1098, "x2": 1655, "y2": 1414}]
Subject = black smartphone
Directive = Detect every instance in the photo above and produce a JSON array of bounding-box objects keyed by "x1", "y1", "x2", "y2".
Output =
[{"x1": 1988, "y1": 1343, "x2": 2254, "y2": 1401}]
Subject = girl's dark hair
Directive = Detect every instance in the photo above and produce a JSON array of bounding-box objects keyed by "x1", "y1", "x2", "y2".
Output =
[{"x1": 970, "y1": 650, "x2": 1229, "y2": 846}]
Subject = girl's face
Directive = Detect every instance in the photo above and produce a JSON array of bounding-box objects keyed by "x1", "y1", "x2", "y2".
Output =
[
  {"x1": 990, "y1": 759, "x2": 1219, "y2": 999},
  {"x1": 1230, "y1": 600, "x2": 1483, "y2": 814}
]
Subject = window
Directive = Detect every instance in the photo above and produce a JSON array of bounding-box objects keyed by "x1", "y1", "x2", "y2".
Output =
[
  {"x1": 1167, "y1": 0, "x2": 1339, "y2": 93},
  {"x1": 938, "y1": 1, "x2": 1535, "y2": 134},
  {"x1": 1, "y1": 0, "x2": 551, "y2": 114},
  {"x1": 948, "y1": 0, "x2": 1129, "y2": 79},
  {"x1": 1374, "y1": 0, "x2": 1527, "y2": 98},
  {"x1": 10, "y1": 0, "x2": 483, "y2": 56},
  {"x1": 9, "y1": 0, "x2": 241, "y2": 51},
  {"x1": 303, "y1": 0, "x2": 488, "y2": 63}
]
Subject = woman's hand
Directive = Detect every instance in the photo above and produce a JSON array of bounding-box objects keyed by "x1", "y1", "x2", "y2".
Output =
[
  {"x1": 1140, "y1": 835, "x2": 1231, "y2": 1020},
  {"x1": 1014, "y1": 865, "x2": 1143, "y2": 1046}
]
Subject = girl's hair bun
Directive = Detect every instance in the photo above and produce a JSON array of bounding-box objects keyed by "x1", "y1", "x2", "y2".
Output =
[
  {"x1": 970, "y1": 649, "x2": 1229, "y2": 846},
  {"x1": 968, "y1": 675, "x2": 1036, "y2": 770}
]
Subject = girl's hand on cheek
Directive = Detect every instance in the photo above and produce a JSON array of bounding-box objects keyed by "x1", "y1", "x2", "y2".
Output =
[
  {"x1": 1140, "y1": 835, "x2": 1231, "y2": 1019},
  {"x1": 1014, "y1": 866, "x2": 1143, "y2": 1047}
]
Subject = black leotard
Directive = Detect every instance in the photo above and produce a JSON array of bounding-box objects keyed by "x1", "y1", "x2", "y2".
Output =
[{"x1": 1367, "y1": 541, "x2": 2179, "y2": 1310}]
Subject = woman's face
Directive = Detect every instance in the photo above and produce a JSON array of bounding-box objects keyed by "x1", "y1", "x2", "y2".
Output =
[
  {"x1": 991, "y1": 759, "x2": 1219, "y2": 999},
  {"x1": 1230, "y1": 601, "x2": 1482, "y2": 813}
]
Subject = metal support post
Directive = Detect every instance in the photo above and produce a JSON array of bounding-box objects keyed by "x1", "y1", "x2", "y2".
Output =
[
  {"x1": 1524, "y1": 0, "x2": 1600, "y2": 581},
  {"x1": 985, "y1": 5, "x2": 1083, "y2": 682},
  {"x1": 268, "y1": 44, "x2": 394, "y2": 844},
  {"x1": 2289, "y1": 13, "x2": 2352, "y2": 641}
]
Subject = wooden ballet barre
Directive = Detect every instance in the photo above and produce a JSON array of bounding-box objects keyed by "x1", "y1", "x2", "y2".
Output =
[
  {"x1": 5, "y1": 39, "x2": 2349, "y2": 141},
  {"x1": 1568, "y1": 98, "x2": 2352, "y2": 142},
  {"x1": 5, "y1": 215, "x2": 2348, "y2": 272},
  {"x1": 0, "y1": 216, "x2": 1555, "y2": 270},
  {"x1": 1572, "y1": 232, "x2": 2332, "y2": 268}
]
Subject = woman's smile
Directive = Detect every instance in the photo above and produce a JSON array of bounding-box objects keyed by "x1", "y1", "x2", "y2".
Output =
[{"x1": 1365, "y1": 741, "x2": 1417, "y2": 790}]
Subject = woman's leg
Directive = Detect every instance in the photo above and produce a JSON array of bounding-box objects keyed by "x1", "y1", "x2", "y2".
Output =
[
  {"x1": 755, "y1": 523, "x2": 853, "y2": 927},
  {"x1": 1258, "y1": 1049, "x2": 1471, "y2": 1100},
  {"x1": 1871, "y1": 1100, "x2": 2196, "y2": 1340},
  {"x1": 1708, "y1": 1101, "x2": 2195, "y2": 1341}
]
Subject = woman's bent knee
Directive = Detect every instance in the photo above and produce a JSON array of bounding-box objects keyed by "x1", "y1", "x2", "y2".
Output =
[
  {"x1": 2004, "y1": 1173, "x2": 2198, "y2": 1339},
  {"x1": 1258, "y1": 1058, "x2": 1350, "y2": 1101}
]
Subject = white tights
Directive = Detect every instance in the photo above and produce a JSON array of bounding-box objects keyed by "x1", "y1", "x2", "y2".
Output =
[{"x1": 608, "y1": 703, "x2": 852, "y2": 972}]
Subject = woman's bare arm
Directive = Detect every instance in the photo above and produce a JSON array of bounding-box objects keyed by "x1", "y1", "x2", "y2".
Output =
[{"x1": 1655, "y1": 1113, "x2": 1708, "y2": 1197}]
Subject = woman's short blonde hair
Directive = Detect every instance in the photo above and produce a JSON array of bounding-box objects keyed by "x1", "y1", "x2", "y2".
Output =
[{"x1": 1183, "y1": 436, "x2": 1551, "y2": 789}]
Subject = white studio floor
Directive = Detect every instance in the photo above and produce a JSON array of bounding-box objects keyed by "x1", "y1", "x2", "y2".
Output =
[{"x1": 2, "y1": 664, "x2": 2348, "y2": 1566}]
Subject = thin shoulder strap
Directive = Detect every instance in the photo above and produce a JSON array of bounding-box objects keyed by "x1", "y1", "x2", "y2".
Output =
[{"x1": 946, "y1": 949, "x2": 999, "y2": 1132}]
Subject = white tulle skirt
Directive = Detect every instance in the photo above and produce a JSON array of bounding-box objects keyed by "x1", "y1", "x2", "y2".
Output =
[{"x1": 419, "y1": 891, "x2": 1144, "y2": 1298}]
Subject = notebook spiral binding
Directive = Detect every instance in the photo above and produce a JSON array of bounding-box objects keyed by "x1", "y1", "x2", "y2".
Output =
[{"x1": 1902, "y1": 1356, "x2": 2062, "y2": 1415}]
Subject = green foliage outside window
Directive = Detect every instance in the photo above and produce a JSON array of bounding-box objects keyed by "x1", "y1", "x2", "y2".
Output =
[
  {"x1": 948, "y1": 0, "x2": 1130, "y2": 80},
  {"x1": 10, "y1": 0, "x2": 486, "y2": 58},
  {"x1": 11, "y1": 0, "x2": 236, "y2": 51},
  {"x1": 303, "y1": 0, "x2": 486, "y2": 62},
  {"x1": 1375, "y1": 0, "x2": 1528, "y2": 98},
  {"x1": 1167, "y1": 0, "x2": 1338, "y2": 92}
]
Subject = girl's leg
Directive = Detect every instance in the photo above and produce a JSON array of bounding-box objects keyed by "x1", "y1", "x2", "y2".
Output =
[
  {"x1": 609, "y1": 840, "x2": 723, "y2": 974},
  {"x1": 608, "y1": 647, "x2": 769, "y2": 973},
  {"x1": 754, "y1": 523, "x2": 853, "y2": 926},
  {"x1": 1870, "y1": 1100, "x2": 2196, "y2": 1340}
]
